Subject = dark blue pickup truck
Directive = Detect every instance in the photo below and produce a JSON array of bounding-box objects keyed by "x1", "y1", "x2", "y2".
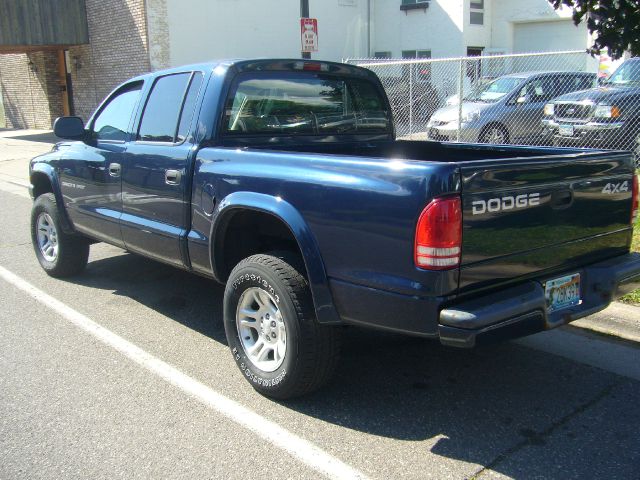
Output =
[{"x1": 29, "y1": 59, "x2": 640, "y2": 398}]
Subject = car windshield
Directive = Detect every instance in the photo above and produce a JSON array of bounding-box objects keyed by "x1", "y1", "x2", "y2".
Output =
[
  {"x1": 464, "y1": 76, "x2": 525, "y2": 103},
  {"x1": 605, "y1": 61, "x2": 640, "y2": 86}
]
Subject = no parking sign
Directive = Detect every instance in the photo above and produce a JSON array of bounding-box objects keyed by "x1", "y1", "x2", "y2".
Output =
[{"x1": 300, "y1": 18, "x2": 318, "y2": 53}]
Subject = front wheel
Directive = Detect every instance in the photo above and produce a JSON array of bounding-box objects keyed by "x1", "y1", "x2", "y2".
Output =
[
  {"x1": 30, "y1": 193, "x2": 90, "y2": 277},
  {"x1": 223, "y1": 253, "x2": 341, "y2": 399},
  {"x1": 479, "y1": 124, "x2": 509, "y2": 144}
]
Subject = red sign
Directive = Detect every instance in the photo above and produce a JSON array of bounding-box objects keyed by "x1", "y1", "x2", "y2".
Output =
[{"x1": 300, "y1": 18, "x2": 318, "y2": 53}]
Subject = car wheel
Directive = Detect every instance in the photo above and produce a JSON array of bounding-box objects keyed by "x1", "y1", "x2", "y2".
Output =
[
  {"x1": 480, "y1": 124, "x2": 509, "y2": 144},
  {"x1": 30, "y1": 193, "x2": 90, "y2": 277},
  {"x1": 223, "y1": 253, "x2": 341, "y2": 399}
]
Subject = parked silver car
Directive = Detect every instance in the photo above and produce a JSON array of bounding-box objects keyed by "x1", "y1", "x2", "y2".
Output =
[{"x1": 425, "y1": 71, "x2": 596, "y2": 144}]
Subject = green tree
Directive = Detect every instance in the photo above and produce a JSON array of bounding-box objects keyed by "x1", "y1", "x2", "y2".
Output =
[{"x1": 548, "y1": 0, "x2": 640, "y2": 59}]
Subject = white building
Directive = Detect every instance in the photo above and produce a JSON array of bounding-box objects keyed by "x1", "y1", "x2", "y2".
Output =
[
  {"x1": 144, "y1": 0, "x2": 593, "y2": 69},
  {"x1": 0, "y1": 0, "x2": 601, "y2": 129},
  {"x1": 145, "y1": 0, "x2": 373, "y2": 69},
  {"x1": 371, "y1": 0, "x2": 591, "y2": 60}
]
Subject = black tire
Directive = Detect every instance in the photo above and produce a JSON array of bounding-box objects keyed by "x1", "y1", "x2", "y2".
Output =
[
  {"x1": 479, "y1": 123, "x2": 509, "y2": 144},
  {"x1": 30, "y1": 193, "x2": 90, "y2": 277},
  {"x1": 223, "y1": 253, "x2": 341, "y2": 399}
]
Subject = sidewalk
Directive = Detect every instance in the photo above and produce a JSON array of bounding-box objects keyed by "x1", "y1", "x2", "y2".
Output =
[
  {"x1": 0, "y1": 129, "x2": 55, "y2": 188},
  {"x1": 0, "y1": 130, "x2": 638, "y2": 344}
]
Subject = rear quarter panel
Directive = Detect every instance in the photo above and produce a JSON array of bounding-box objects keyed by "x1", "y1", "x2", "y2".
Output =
[{"x1": 188, "y1": 148, "x2": 460, "y2": 301}]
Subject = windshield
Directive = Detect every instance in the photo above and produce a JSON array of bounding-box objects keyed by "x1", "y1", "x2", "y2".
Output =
[
  {"x1": 606, "y1": 61, "x2": 640, "y2": 86},
  {"x1": 224, "y1": 72, "x2": 391, "y2": 136},
  {"x1": 464, "y1": 76, "x2": 525, "y2": 103}
]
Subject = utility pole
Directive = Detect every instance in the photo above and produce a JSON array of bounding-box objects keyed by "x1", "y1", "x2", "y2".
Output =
[{"x1": 300, "y1": 0, "x2": 310, "y2": 59}]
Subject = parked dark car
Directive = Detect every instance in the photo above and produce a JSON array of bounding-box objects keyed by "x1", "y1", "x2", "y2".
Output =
[
  {"x1": 29, "y1": 59, "x2": 640, "y2": 399},
  {"x1": 427, "y1": 71, "x2": 596, "y2": 144},
  {"x1": 543, "y1": 57, "x2": 640, "y2": 161}
]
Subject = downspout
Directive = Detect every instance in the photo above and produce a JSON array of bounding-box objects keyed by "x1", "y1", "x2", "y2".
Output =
[{"x1": 367, "y1": 0, "x2": 373, "y2": 56}]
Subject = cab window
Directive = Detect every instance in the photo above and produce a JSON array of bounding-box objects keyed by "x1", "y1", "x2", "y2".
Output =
[
  {"x1": 138, "y1": 73, "x2": 191, "y2": 142},
  {"x1": 223, "y1": 72, "x2": 390, "y2": 136},
  {"x1": 92, "y1": 82, "x2": 143, "y2": 142}
]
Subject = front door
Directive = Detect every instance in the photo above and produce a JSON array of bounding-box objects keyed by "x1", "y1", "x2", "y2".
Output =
[
  {"x1": 59, "y1": 81, "x2": 143, "y2": 246},
  {"x1": 120, "y1": 71, "x2": 204, "y2": 267},
  {"x1": 504, "y1": 76, "x2": 556, "y2": 144}
]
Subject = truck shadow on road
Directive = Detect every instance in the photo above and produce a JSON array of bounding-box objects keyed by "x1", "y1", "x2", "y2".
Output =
[
  {"x1": 71, "y1": 251, "x2": 640, "y2": 478},
  {"x1": 70, "y1": 250, "x2": 228, "y2": 345}
]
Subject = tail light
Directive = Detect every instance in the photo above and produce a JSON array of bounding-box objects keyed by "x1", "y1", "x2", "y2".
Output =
[
  {"x1": 293, "y1": 61, "x2": 329, "y2": 72},
  {"x1": 415, "y1": 196, "x2": 462, "y2": 270},
  {"x1": 632, "y1": 174, "x2": 639, "y2": 224}
]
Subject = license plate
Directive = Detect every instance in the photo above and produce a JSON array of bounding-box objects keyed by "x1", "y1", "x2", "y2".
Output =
[
  {"x1": 544, "y1": 273, "x2": 581, "y2": 313},
  {"x1": 558, "y1": 124, "x2": 574, "y2": 137}
]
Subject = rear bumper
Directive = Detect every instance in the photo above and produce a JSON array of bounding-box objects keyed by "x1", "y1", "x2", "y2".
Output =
[
  {"x1": 439, "y1": 253, "x2": 640, "y2": 348},
  {"x1": 329, "y1": 253, "x2": 640, "y2": 347}
]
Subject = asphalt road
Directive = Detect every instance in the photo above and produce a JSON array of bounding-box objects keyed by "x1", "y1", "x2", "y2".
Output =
[{"x1": 1, "y1": 134, "x2": 639, "y2": 479}]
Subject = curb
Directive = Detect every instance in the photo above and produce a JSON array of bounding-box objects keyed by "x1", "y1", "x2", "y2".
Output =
[{"x1": 571, "y1": 302, "x2": 640, "y2": 343}]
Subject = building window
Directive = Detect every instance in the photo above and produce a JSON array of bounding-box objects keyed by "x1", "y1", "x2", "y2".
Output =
[
  {"x1": 470, "y1": 0, "x2": 484, "y2": 25},
  {"x1": 401, "y1": 50, "x2": 432, "y2": 81},
  {"x1": 402, "y1": 50, "x2": 431, "y2": 59},
  {"x1": 400, "y1": 0, "x2": 430, "y2": 12},
  {"x1": 374, "y1": 51, "x2": 393, "y2": 59},
  {"x1": 466, "y1": 47, "x2": 484, "y2": 83}
]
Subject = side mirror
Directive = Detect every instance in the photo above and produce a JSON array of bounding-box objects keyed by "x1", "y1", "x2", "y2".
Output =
[
  {"x1": 53, "y1": 116, "x2": 86, "y2": 140},
  {"x1": 516, "y1": 95, "x2": 530, "y2": 105}
]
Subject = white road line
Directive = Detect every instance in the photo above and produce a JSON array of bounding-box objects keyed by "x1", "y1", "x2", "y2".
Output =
[{"x1": 0, "y1": 265, "x2": 370, "y2": 480}]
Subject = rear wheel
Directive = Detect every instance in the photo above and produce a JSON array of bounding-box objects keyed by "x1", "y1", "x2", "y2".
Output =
[
  {"x1": 480, "y1": 124, "x2": 509, "y2": 144},
  {"x1": 223, "y1": 253, "x2": 341, "y2": 399},
  {"x1": 30, "y1": 193, "x2": 90, "y2": 277}
]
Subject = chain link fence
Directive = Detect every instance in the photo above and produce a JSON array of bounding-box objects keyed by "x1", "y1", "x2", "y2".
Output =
[{"x1": 345, "y1": 51, "x2": 640, "y2": 159}]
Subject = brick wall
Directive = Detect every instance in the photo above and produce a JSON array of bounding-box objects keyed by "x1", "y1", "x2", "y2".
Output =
[
  {"x1": 0, "y1": 0, "x2": 151, "y2": 128},
  {"x1": 0, "y1": 51, "x2": 64, "y2": 129},
  {"x1": 68, "y1": 0, "x2": 150, "y2": 122}
]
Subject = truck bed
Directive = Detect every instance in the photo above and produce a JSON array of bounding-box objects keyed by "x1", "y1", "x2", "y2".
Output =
[
  {"x1": 205, "y1": 139, "x2": 635, "y2": 302},
  {"x1": 224, "y1": 138, "x2": 580, "y2": 163}
]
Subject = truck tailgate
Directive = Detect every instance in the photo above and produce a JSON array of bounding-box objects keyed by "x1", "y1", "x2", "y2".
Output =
[{"x1": 459, "y1": 151, "x2": 635, "y2": 293}]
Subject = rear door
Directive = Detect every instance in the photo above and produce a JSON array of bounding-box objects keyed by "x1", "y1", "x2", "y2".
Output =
[
  {"x1": 458, "y1": 152, "x2": 634, "y2": 293},
  {"x1": 120, "y1": 71, "x2": 205, "y2": 266}
]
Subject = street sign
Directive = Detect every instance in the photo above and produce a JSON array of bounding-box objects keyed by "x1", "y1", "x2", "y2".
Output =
[{"x1": 300, "y1": 18, "x2": 318, "y2": 53}]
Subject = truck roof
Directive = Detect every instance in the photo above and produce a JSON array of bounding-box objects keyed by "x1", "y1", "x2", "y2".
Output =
[{"x1": 128, "y1": 58, "x2": 376, "y2": 83}]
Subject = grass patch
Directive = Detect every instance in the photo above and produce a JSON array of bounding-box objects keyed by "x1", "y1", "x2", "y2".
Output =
[{"x1": 619, "y1": 201, "x2": 640, "y2": 305}]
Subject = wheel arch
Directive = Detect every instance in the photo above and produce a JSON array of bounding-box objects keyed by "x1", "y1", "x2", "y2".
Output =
[
  {"x1": 30, "y1": 164, "x2": 75, "y2": 234},
  {"x1": 210, "y1": 191, "x2": 341, "y2": 325}
]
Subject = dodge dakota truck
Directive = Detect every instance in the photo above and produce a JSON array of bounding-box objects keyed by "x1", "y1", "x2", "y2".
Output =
[{"x1": 29, "y1": 59, "x2": 640, "y2": 399}]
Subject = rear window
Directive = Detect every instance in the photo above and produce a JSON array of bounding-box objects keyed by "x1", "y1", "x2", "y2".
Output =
[{"x1": 223, "y1": 73, "x2": 390, "y2": 136}]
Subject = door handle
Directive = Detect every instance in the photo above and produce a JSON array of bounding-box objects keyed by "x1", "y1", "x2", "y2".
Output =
[
  {"x1": 165, "y1": 169, "x2": 182, "y2": 185},
  {"x1": 108, "y1": 162, "x2": 121, "y2": 177}
]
